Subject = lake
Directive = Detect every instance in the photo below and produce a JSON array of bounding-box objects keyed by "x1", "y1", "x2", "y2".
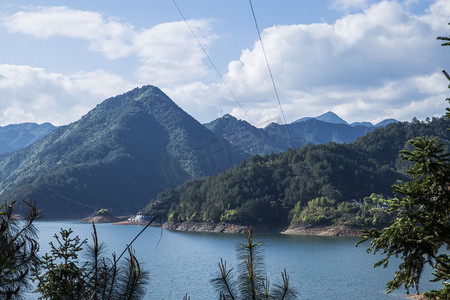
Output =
[{"x1": 31, "y1": 220, "x2": 439, "y2": 300}]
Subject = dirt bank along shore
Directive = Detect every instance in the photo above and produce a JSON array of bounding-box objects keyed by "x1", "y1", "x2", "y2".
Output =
[{"x1": 160, "y1": 221, "x2": 361, "y2": 236}]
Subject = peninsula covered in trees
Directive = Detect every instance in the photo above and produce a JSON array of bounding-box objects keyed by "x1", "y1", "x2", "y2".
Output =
[{"x1": 140, "y1": 116, "x2": 450, "y2": 230}]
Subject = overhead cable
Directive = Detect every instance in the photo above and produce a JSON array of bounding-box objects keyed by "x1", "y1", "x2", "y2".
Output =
[
  {"x1": 248, "y1": 0, "x2": 296, "y2": 148},
  {"x1": 171, "y1": 0, "x2": 255, "y2": 126}
]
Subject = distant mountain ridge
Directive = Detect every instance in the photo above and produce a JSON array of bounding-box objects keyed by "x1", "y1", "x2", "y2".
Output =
[
  {"x1": 0, "y1": 85, "x2": 244, "y2": 217},
  {"x1": 0, "y1": 122, "x2": 56, "y2": 155},
  {"x1": 0, "y1": 111, "x2": 396, "y2": 158},
  {"x1": 205, "y1": 112, "x2": 397, "y2": 156},
  {"x1": 303, "y1": 111, "x2": 348, "y2": 124},
  {"x1": 293, "y1": 111, "x2": 398, "y2": 127}
]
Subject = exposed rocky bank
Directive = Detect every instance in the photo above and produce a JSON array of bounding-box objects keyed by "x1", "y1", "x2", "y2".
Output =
[
  {"x1": 161, "y1": 220, "x2": 361, "y2": 236},
  {"x1": 161, "y1": 221, "x2": 278, "y2": 233},
  {"x1": 282, "y1": 224, "x2": 362, "y2": 237},
  {"x1": 82, "y1": 209, "x2": 128, "y2": 223}
]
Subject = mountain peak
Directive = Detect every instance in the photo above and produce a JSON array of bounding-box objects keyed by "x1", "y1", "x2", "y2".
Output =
[
  {"x1": 375, "y1": 118, "x2": 398, "y2": 127},
  {"x1": 315, "y1": 111, "x2": 348, "y2": 124},
  {"x1": 294, "y1": 111, "x2": 347, "y2": 125},
  {"x1": 0, "y1": 85, "x2": 241, "y2": 217},
  {"x1": 222, "y1": 113, "x2": 237, "y2": 120}
]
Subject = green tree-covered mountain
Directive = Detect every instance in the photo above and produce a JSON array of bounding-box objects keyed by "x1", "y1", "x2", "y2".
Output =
[
  {"x1": 0, "y1": 123, "x2": 56, "y2": 155},
  {"x1": 141, "y1": 117, "x2": 450, "y2": 227},
  {"x1": 205, "y1": 113, "x2": 396, "y2": 156},
  {"x1": 0, "y1": 85, "x2": 244, "y2": 217}
]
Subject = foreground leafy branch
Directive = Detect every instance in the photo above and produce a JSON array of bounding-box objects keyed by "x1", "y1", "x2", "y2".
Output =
[
  {"x1": 0, "y1": 200, "x2": 39, "y2": 299},
  {"x1": 358, "y1": 26, "x2": 450, "y2": 298},
  {"x1": 357, "y1": 136, "x2": 449, "y2": 296},
  {"x1": 32, "y1": 223, "x2": 149, "y2": 300},
  {"x1": 212, "y1": 227, "x2": 298, "y2": 300}
]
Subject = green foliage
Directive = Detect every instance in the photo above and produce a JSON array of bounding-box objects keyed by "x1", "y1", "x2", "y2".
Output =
[
  {"x1": 290, "y1": 197, "x2": 336, "y2": 226},
  {"x1": 358, "y1": 136, "x2": 450, "y2": 295},
  {"x1": 95, "y1": 209, "x2": 111, "y2": 215},
  {"x1": 220, "y1": 210, "x2": 240, "y2": 223},
  {"x1": 32, "y1": 224, "x2": 149, "y2": 299},
  {"x1": 33, "y1": 228, "x2": 89, "y2": 299},
  {"x1": 0, "y1": 200, "x2": 39, "y2": 299},
  {"x1": 289, "y1": 195, "x2": 392, "y2": 228},
  {"x1": 211, "y1": 227, "x2": 297, "y2": 300},
  {"x1": 358, "y1": 31, "x2": 450, "y2": 298},
  {"x1": 168, "y1": 211, "x2": 180, "y2": 221},
  {"x1": 143, "y1": 117, "x2": 449, "y2": 226}
]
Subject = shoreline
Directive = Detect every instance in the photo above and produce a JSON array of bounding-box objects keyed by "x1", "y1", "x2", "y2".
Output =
[
  {"x1": 113, "y1": 220, "x2": 362, "y2": 236},
  {"x1": 111, "y1": 219, "x2": 162, "y2": 226},
  {"x1": 161, "y1": 220, "x2": 282, "y2": 234},
  {"x1": 282, "y1": 223, "x2": 362, "y2": 237}
]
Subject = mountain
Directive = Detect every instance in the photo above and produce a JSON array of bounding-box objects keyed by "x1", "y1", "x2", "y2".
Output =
[
  {"x1": 351, "y1": 121, "x2": 373, "y2": 127},
  {"x1": 293, "y1": 116, "x2": 312, "y2": 123},
  {"x1": 141, "y1": 116, "x2": 450, "y2": 226},
  {"x1": 205, "y1": 114, "x2": 287, "y2": 155},
  {"x1": 294, "y1": 111, "x2": 347, "y2": 124},
  {"x1": 293, "y1": 111, "x2": 398, "y2": 128},
  {"x1": 0, "y1": 85, "x2": 244, "y2": 217},
  {"x1": 375, "y1": 118, "x2": 398, "y2": 127},
  {"x1": 265, "y1": 119, "x2": 373, "y2": 146},
  {"x1": 314, "y1": 111, "x2": 348, "y2": 124},
  {"x1": 0, "y1": 123, "x2": 56, "y2": 155},
  {"x1": 350, "y1": 119, "x2": 398, "y2": 128},
  {"x1": 206, "y1": 115, "x2": 375, "y2": 156},
  {"x1": 206, "y1": 111, "x2": 400, "y2": 156}
]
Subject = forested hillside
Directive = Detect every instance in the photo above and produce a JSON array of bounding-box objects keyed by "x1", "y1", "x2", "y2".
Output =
[
  {"x1": 0, "y1": 86, "x2": 244, "y2": 217},
  {"x1": 140, "y1": 116, "x2": 450, "y2": 227}
]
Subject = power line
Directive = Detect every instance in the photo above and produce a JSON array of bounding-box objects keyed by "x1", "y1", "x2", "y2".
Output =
[
  {"x1": 171, "y1": 0, "x2": 255, "y2": 126},
  {"x1": 47, "y1": 187, "x2": 144, "y2": 211},
  {"x1": 248, "y1": 0, "x2": 296, "y2": 148}
]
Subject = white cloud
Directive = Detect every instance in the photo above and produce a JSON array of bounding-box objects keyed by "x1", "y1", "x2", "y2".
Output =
[
  {"x1": 134, "y1": 20, "x2": 217, "y2": 86},
  {"x1": 5, "y1": 6, "x2": 106, "y2": 39},
  {"x1": 1, "y1": 1, "x2": 449, "y2": 127},
  {"x1": 0, "y1": 64, "x2": 135, "y2": 125},
  {"x1": 330, "y1": 0, "x2": 370, "y2": 12},
  {"x1": 3, "y1": 6, "x2": 135, "y2": 59},
  {"x1": 328, "y1": 71, "x2": 448, "y2": 123},
  {"x1": 213, "y1": 0, "x2": 450, "y2": 125},
  {"x1": 2, "y1": 6, "x2": 216, "y2": 82}
]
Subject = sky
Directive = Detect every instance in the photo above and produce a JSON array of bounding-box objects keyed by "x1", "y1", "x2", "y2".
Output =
[{"x1": 0, "y1": 0, "x2": 449, "y2": 127}]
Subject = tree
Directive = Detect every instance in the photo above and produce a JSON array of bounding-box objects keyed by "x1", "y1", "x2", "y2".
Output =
[
  {"x1": 32, "y1": 228, "x2": 89, "y2": 299},
  {"x1": 357, "y1": 27, "x2": 450, "y2": 298},
  {"x1": 32, "y1": 223, "x2": 149, "y2": 300},
  {"x1": 211, "y1": 227, "x2": 297, "y2": 300},
  {"x1": 0, "y1": 200, "x2": 39, "y2": 299}
]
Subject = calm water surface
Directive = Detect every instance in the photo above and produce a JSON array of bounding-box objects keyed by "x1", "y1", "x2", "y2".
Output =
[{"x1": 33, "y1": 220, "x2": 439, "y2": 300}]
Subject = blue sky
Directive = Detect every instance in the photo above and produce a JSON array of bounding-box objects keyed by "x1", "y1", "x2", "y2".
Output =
[{"x1": 0, "y1": 0, "x2": 449, "y2": 127}]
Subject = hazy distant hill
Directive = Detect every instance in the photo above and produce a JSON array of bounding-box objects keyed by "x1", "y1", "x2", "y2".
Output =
[
  {"x1": 205, "y1": 114, "x2": 287, "y2": 155},
  {"x1": 0, "y1": 123, "x2": 56, "y2": 154},
  {"x1": 374, "y1": 118, "x2": 398, "y2": 127},
  {"x1": 308, "y1": 111, "x2": 348, "y2": 124},
  {"x1": 205, "y1": 112, "x2": 386, "y2": 156},
  {"x1": 294, "y1": 111, "x2": 398, "y2": 127},
  {"x1": 0, "y1": 85, "x2": 244, "y2": 217}
]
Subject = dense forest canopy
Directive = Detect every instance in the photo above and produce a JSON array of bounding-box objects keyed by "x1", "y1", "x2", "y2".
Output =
[{"x1": 141, "y1": 116, "x2": 450, "y2": 227}]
